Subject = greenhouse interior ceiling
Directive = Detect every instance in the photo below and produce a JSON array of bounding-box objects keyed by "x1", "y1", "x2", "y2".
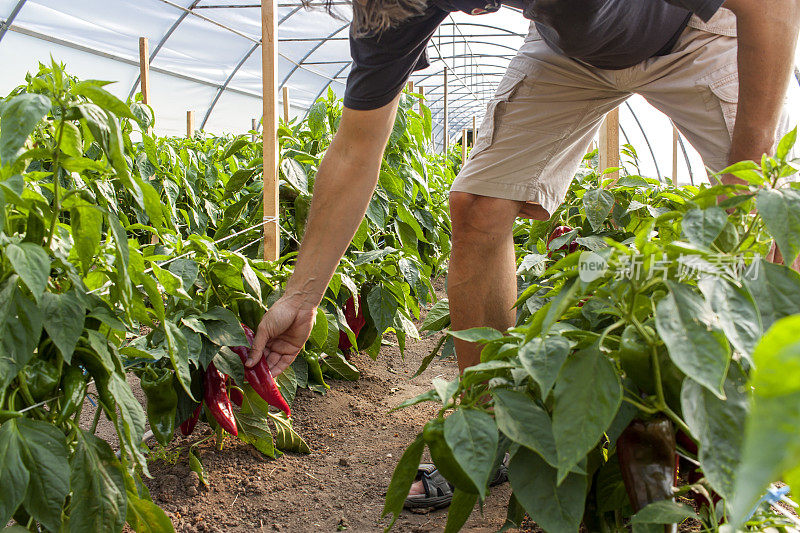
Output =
[{"x1": 1, "y1": 0, "x2": 799, "y2": 183}]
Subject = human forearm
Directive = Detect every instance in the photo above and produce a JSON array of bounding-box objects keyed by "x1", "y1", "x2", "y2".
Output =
[
  {"x1": 283, "y1": 97, "x2": 400, "y2": 308},
  {"x1": 725, "y1": 0, "x2": 800, "y2": 174}
]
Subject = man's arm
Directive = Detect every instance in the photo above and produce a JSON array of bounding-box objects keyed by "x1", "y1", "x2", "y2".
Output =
[
  {"x1": 723, "y1": 0, "x2": 800, "y2": 176},
  {"x1": 245, "y1": 95, "x2": 401, "y2": 373}
]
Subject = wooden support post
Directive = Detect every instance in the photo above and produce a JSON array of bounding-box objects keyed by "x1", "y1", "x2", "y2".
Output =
[
  {"x1": 443, "y1": 68, "x2": 449, "y2": 153},
  {"x1": 251, "y1": 118, "x2": 258, "y2": 142},
  {"x1": 472, "y1": 115, "x2": 477, "y2": 144},
  {"x1": 418, "y1": 86, "x2": 425, "y2": 113},
  {"x1": 139, "y1": 37, "x2": 151, "y2": 106},
  {"x1": 461, "y1": 128, "x2": 467, "y2": 163},
  {"x1": 261, "y1": 0, "x2": 279, "y2": 260},
  {"x1": 599, "y1": 108, "x2": 620, "y2": 181},
  {"x1": 186, "y1": 111, "x2": 195, "y2": 138},
  {"x1": 282, "y1": 86, "x2": 290, "y2": 123},
  {"x1": 406, "y1": 80, "x2": 414, "y2": 93},
  {"x1": 672, "y1": 124, "x2": 679, "y2": 186}
]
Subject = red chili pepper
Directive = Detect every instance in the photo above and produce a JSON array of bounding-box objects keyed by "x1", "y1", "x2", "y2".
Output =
[
  {"x1": 180, "y1": 403, "x2": 202, "y2": 436},
  {"x1": 229, "y1": 382, "x2": 243, "y2": 407},
  {"x1": 230, "y1": 325, "x2": 292, "y2": 417},
  {"x1": 547, "y1": 225, "x2": 579, "y2": 256},
  {"x1": 203, "y1": 362, "x2": 238, "y2": 436},
  {"x1": 338, "y1": 295, "x2": 366, "y2": 353}
]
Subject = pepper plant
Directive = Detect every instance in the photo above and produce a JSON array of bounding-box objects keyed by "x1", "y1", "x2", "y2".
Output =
[{"x1": 384, "y1": 133, "x2": 800, "y2": 532}]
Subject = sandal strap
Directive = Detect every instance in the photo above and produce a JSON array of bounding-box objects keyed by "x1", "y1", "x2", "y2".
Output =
[{"x1": 417, "y1": 464, "x2": 453, "y2": 498}]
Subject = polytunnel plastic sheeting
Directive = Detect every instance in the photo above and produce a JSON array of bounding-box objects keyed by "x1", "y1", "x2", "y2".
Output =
[{"x1": 1, "y1": 1, "x2": 797, "y2": 183}]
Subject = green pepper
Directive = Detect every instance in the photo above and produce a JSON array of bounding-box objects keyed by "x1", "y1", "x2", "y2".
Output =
[
  {"x1": 422, "y1": 418, "x2": 478, "y2": 494},
  {"x1": 56, "y1": 365, "x2": 87, "y2": 425},
  {"x1": 140, "y1": 367, "x2": 178, "y2": 446},
  {"x1": 22, "y1": 355, "x2": 62, "y2": 401},
  {"x1": 618, "y1": 325, "x2": 684, "y2": 413}
]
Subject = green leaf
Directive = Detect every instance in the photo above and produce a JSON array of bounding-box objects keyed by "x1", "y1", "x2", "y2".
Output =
[
  {"x1": 280, "y1": 158, "x2": 308, "y2": 193},
  {"x1": 236, "y1": 411, "x2": 277, "y2": 459},
  {"x1": 0, "y1": 93, "x2": 51, "y2": 166},
  {"x1": 5, "y1": 242, "x2": 49, "y2": 302},
  {"x1": 583, "y1": 188, "x2": 615, "y2": 231},
  {"x1": 420, "y1": 298, "x2": 450, "y2": 332},
  {"x1": 552, "y1": 345, "x2": 621, "y2": 482},
  {"x1": 509, "y1": 446, "x2": 586, "y2": 533},
  {"x1": 448, "y1": 327, "x2": 504, "y2": 343},
  {"x1": 367, "y1": 285, "x2": 398, "y2": 335},
  {"x1": 269, "y1": 411, "x2": 310, "y2": 454},
  {"x1": 73, "y1": 81, "x2": 137, "y2": 120},
  {"x1": 0, "y1": 281, "x2": 43, "y2": 389},
  {"x1": 444, "y1": 488, "x2": 478, "y2": 533},
  {"x1": 40, "y1": 291, "x2": 85, "y2": 362},
  {"x1": 188, "y1": 450, "x2": 209, "y2": 487},
  {"x1": 221, "y1": 137, "x2": 248, "y2": 160},
  {"x1": 775, "y1": 127, "x2": 797, "y2": 161},
  {"x1": 444, "y1": 409, "x2": 498, "y2": 500},
  {"x1": 309, "y1": 307, "x2": 328, "y2": 348},
  {"x1": 382, "y1": 434, "x2": 425, "y2": 532},
  {"x1": 107, "y1": 372, "x2": 146, "y2": 451},
  {"x1": 58, "y1": 120, "x2": 83, "y2": 158},
  {"x1": 630, "y1": 500, "x2": 697, "y2": 524},
  {"x1": 168, "y1": 259, "x2": 199, "y2": 289},
  {"x1": 151, "y1": 263, "x2": 190, "y2": 300},
  {"x1": 69, "y1": 429, "x2": 127, "y2": 533},
  {"x1": 165, "y1": 319, "x2": 194, "y2": 400},
  {"x1": 493, "y1": 389, "x2": 558, "y2": 467},
  {"x1": 70, "y1": 203, "x2": 103, "y2": 273},
  {"x1": 0, "y1": 420, "x2": 29, "y2": 526},
  {"x1": 223, "y1": 168, "x2": 256, "y2": 199},
  {"x1": 15, "y1": 418, "x2": 70, "y2": 532},
  {"x1": 518, "y1": 335, "x2": 570, "y2": 398},
  {"x1": 199, "y1": 307, "x2": 248, "y2": 347},
  {"x1": 744, "y1": 259, "x2": 800, "y2": 331},
  {"x1": 730, "y1": 315, "x2": 800, "y2": 525},
  {"x1": 681, "y1": 207, "x2": 727, "y2": 247},
  {"x1": 126, "y1": 490, "x2": 176, "y2": 533},
  {"x1": 320, "y1": 351, "x2": 360, "y2": 381},
  {"x1": 698, "y1": 277, "x2": 760, "y2": 363},
  {"x1": 656, "y1": 282, "x2": 731, "y2": 398},
  {"x1": 681, "y1": 365, "x2": 748, "y2": 500},
  {"x1": 757, "y1": 188, "x2": 800, "y2": 265},
  {"x1": 140, "y1": 179, "x2": 165, "y2": 230}
]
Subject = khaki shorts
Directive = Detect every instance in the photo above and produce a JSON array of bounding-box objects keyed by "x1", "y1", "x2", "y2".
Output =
[{"x1": 451, "y1": 8, "x2": 800, "y2": 217}]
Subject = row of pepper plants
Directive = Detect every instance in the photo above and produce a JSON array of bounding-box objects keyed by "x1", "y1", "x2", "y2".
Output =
[
  {"x1": 0, "y1": 61, "x2": 453, "y2": 532},
  {"x1": 384, "y1": 140, "x2": 800, "y2": 532}
]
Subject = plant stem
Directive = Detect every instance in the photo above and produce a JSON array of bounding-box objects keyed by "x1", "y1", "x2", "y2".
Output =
[
  {"x1": 90, "y1": 402, "x2": 103, "y2": 434},
  {"x1": 622, "y1": 396, "x2": 658, "y2": 415},
  {"x1": 46, "y1": 103, "x2": 68, "y2": 249}
]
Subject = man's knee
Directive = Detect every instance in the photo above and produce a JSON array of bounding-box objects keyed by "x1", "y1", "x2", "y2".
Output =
[{"x1": 448, "y1": 191, "x2": 520, "y2": 243}]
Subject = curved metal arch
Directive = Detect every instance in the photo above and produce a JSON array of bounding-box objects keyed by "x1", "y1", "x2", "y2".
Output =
[
  {"x1": 623, "y1": 101, "x2": 662, "y2": 180},
  {"x1": 0, "y1": 0, "x2": 28, "y2": 44},
  {"x1": 280, "y1": 21, "x2": 350, "y2": 87},
  {"x1": 200, "y1": 40, "x2": 260, "y2": 129},
  {"x1": 436, "y1": 21, "x2": 525, "y2": 38}
]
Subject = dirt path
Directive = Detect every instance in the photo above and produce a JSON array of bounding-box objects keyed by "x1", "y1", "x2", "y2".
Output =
[{"x1": 141, "y1": 300, "x2": 516, "y2": 533}]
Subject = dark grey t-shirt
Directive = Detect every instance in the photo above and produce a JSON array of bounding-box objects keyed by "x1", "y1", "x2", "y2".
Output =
[{"x1": 343, "y1": 0, "x2": 725, "y2": 110}]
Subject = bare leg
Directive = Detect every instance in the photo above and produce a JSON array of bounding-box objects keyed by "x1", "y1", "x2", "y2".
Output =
[
  {"x1": 767, "y1": 242, "x2": 800, "y2": 272},
  {"x1": 407, "y1": 192, "x2": 546, "y2": 499}
]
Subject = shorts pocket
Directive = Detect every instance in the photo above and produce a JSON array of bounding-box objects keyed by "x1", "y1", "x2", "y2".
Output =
[
  {"x1": 471, "y1": 67, "x2": 526, "y2": 155},
  {"x1": 709, "y1": 75, "x2": 738, "y2": 138}
]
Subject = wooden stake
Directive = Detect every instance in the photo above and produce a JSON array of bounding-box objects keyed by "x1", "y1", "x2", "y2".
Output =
[
  {"x1": 672, "y1": 124, "x2": 679, "y2": 186},
  {"x1": 186, "y1": 110, "x2": 195, "y2": 138},
  {"x1": 472, "y1": 115, "x2": 477, "y2": 144},
  {"x1": 251, "y1": 118, "x2": 258, "y2": 142},
  {"x1": 443, "y1": 69, "x2": 449, "y2": 153},
  {"x1": 461, "y1": 128, "x2": 467, "y2": 163},
  {"x1": 418, "y1": 86, "x2": 425, "y2": 113},
  {"x1": 599, "y1": 108, "x2": 619, "y2": 182},
  {"x1": 282, "y1": 86, "x2": 290, "y2": 124},
  {"x1": 261, "y1": 0, "x2": 279, "y2": 260},
  {"x1": 139, "y1": 37, "x2": 151, "y2": 106}
]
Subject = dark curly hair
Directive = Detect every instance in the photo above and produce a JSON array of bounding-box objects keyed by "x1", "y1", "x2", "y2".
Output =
[{"x1": 301, "y1": 0, "x2": 429, "y2": 36}]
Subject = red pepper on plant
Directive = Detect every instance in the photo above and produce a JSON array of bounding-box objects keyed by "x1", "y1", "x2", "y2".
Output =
[
  {"x1": 338, "y1": 295, "x2": 366, "y2": 354},
  {"x1": 547, "y1": 225, "x2": 579, "y2": 256},
  {"x1": 203, "y1": 362, "x2": 238, "y2": 436},
  {"x1": 229, "y1": 324, "x2": 292, "y2": 417},
  {"x1": 180, "y1": 403, "x2": 202, "y2": 436}
]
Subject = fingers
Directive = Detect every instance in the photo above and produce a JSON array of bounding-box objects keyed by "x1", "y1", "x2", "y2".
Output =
[{"x1": 246, "y1": 313, "x2": 271, "y2": 368}]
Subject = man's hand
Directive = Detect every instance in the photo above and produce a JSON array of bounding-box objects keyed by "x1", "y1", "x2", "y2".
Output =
[{"x1": 245, "y1": 295, "x2": 317, "y2": 376}]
